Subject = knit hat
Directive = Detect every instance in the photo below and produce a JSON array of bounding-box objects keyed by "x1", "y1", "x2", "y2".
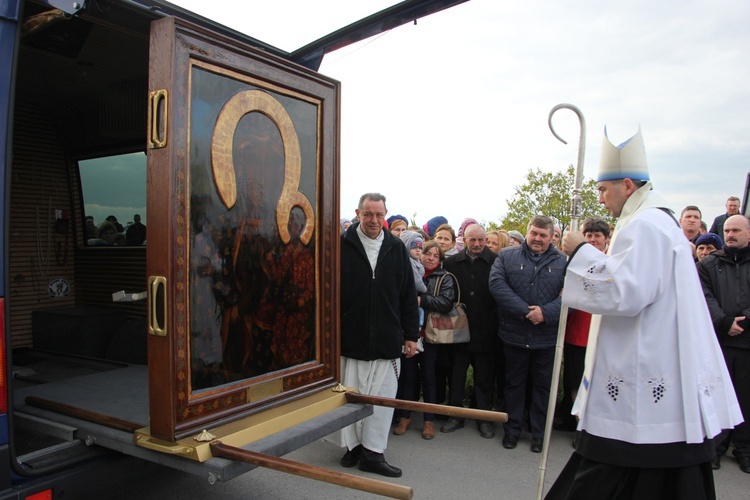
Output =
[
  {"x1": 597, "y1": 126, "x2": 649, "y2": 182},
  {"x1": 508, "y1": 230, "x2": 524, "y2": 245},
  {"x1": 387, "y1": 214, "x2": 409, "y2": 228},
  {"x1": 458, "y1": 218, "x2": 478, "y2": 237},
  {"x1": 695, "y1": 232, "x2": 723, "y2": 250},
  {"x1": 422, "y1": 216, "x2": 448, "y2": 237},
  {"x1": 400, "y1": 230, "x2": 424, "y2": 253}
]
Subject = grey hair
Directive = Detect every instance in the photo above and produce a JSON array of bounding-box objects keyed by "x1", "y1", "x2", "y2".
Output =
[{"x1": 358, "y1": 192, "x2": 387, "y2": 211}]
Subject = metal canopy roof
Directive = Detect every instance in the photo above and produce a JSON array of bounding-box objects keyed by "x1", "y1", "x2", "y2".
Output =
[{"x1": 118, "y1": 0, "x2": 470, "y2": 70}]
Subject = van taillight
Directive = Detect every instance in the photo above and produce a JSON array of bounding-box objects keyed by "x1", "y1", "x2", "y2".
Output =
[
  {"x1": 25, "y1": 489, "x2": 52, "y2": 500},
  {"x1": 0, "y1": 298, "x2": 6, "y2": 414}
]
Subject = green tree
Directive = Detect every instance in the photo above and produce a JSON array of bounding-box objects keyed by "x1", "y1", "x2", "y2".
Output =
[{"x1": 500, "y1": 166, "x2": 611, "y2": 234}]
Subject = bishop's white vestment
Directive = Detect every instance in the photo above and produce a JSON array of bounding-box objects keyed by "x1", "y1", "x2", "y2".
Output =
[{"x1": 564, "y1": 185, "x2": 742, "y2": 447}]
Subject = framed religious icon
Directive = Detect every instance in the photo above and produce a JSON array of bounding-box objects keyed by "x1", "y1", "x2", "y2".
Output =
[{"x1": 146, "y1": 16, "x2": 340, "y2": 441}]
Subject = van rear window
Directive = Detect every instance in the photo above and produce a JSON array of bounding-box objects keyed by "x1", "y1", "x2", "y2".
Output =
[{"x1": 78, "y1": 152, "x2": 147, "y2": 246}]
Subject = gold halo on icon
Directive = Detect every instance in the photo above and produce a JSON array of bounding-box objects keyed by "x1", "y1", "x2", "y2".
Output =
[{"x1": 211, "y1": 89, "x2": 314, "y2": 244}]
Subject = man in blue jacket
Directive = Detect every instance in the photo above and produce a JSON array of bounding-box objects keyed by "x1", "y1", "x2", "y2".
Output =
[
  {"x1": 489, "y1": 215, "x2": 566, "y2": 453},
  {"x1": 338, "y1": 192, "x2": 420, "y2": 478}
]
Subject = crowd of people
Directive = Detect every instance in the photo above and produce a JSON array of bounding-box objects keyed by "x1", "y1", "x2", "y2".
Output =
[
  {"x1": 86, "y1": 214, "x2": 146, "y2": 246},
  {"x1": 336, "y1": 126, "x2": 747, "y2": 499}
]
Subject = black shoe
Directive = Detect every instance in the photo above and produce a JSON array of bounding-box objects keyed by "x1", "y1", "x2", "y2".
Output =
[
  {"x1": 711, "y1": 456, "x2": 721, "y2": 470},
  {"x1": 502, "y1": 435, "x2": 518, "y2": 449},
  {"x1": 358, "y1": 449, "x2": 402, "y2": 478},
  {"x1": 530, "y1": 438, "x2": 543, "y2": 453},
  {"x1": 478, "y1": 422, "x2": 495, "y2": 439},
  {"x1": 738, "y1": 456, "x2": 750, "y2": 473},
  {"x1": 440, "y1": 418, "x2": 465, "y2": 433},
  {"x1": 340, "y1": 445, "x2": 362, "y2": 468}
]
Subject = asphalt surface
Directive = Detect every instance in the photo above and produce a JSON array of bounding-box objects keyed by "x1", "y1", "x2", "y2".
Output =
[{"x1": 109, "y1": 413, "x2": 747, "y2": 499}]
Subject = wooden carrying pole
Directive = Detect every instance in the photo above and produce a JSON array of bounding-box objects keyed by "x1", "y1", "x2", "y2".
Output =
[
  {"x1": 537, "y1": 103, "x2": 586, "y2": 500},
  {"x1": 211, "y1": 441, "x2": 413, "y2": 500},
  {"x1": 344, "y1": 392, "x2": 508, "y2": 423},
  {"x1": 25, "y1": 396, "x2": 145, "y2": 433}
]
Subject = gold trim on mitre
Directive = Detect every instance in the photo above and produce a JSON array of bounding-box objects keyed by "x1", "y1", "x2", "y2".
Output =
[{"x1": 597, "y1": 126, "x2": 649, "y2": 182}]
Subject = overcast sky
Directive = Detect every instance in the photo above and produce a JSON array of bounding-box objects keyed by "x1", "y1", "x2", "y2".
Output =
[{"x1": 171, "y1": 0, "x2": 749, "y2": 230}]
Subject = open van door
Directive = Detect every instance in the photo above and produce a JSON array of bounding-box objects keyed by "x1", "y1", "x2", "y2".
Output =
[{"x1": 144, "y1": 16, "x2": 341, "y2": 443}]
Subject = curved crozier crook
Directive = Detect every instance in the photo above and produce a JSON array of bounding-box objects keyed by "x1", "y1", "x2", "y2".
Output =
[
  {"x1": 548, "y1": 103, "x2": 586, "y2": 165},
  {"x1": 548, "y1": 103, "x2": 587, "y2": 229},
  {"x1": 210, "y1": 89, "x2": 315, "y2": 244}
]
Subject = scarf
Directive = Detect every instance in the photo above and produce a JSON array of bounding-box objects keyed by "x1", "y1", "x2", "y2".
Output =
[{"x1": 356, "y1": 224, "x2": 384, "y2": 273}]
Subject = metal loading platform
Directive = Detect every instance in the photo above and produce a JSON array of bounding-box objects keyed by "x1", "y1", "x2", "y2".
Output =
[{"x1": 13, "y1": 365, "x2": 371, "y2": 483}]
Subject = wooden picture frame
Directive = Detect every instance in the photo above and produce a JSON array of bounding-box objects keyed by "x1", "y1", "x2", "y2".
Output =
[{"x1": 147, "y1": 17, "x2": 340, "y2": 441}]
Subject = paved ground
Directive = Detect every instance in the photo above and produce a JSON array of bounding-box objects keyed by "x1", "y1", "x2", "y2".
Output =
[{"x1": 110, "y1": 413, "x2": 747, "y2": 499}]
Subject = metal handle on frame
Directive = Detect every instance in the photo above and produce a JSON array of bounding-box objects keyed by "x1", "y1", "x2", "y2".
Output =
[
  {"x1": 148, "y1": 89, "x2": 168, "y2": 149},
  {"x1": 148, "y1": 276, "x2": 167, "y2": 337}
]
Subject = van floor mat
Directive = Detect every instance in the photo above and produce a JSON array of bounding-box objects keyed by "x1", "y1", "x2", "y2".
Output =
[
  {"x1": 14, "y1": 364, "x2": 149, "y2": 426},
  {"x1": 12, "y1": 348, "x2": 127, "y2": 387}
]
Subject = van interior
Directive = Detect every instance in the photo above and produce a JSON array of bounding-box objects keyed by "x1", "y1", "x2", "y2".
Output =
[{"x1": 9, "y1": 0, "x2": 169, "y2": 474}]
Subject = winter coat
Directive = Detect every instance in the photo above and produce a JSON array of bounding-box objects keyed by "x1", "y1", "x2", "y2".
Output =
[
  {"x1": 709, "y1": 213, "x2": 730, "y2": 243},
  {"x1": 488, "y1": 241, "x2": 565, "y2": 349},
  {"x1": 340, "y1": 223, "x2": 420, "y2": 360},
  {"x1": 444, "y1": 246, "x2": 499, "y2": 352},
  {"x1": 400, "y1": 230, "x2": 427, "y2": 294},
  {"x1": 698, "y1": 246, "x2": 750, "y2": 350},
  {"x1": 420, "y1": 267, "x2": 456, "y2": 318}
]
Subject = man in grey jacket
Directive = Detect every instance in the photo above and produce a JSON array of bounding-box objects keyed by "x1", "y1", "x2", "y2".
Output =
[{"x1": 489, "y1": 215, "x2": 565, "y2": 453}]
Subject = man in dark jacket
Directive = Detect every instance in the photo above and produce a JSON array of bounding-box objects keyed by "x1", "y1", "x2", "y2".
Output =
[
  {"x1": 489, "y1": 215, "x2": 565, "y2": 453},
  {"x1": 441, "y1": 224, "x2": 499, "y2": 438},
  {"x1": 709, "y1": 196, "x2": 741, "y2": 244},
  {"x1": 338, "y1": 193, "x2": 419, "y2": 478},
  {"x1": 698, "y1": 214, "x2": 750, "y2": 472}
]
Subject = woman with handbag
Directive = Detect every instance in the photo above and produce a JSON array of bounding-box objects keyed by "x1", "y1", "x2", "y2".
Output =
[{"x1": 393, "y1": 241, "x2": 456, "y2": 440}]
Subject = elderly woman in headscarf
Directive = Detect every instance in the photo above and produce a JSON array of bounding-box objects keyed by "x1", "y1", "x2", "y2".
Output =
[
  {"x1": 340, "y1": 218, "x2": 351, "y2": 235},
  {"x1": 507, "y1": 230, "x2": 524, "y2": 247}
]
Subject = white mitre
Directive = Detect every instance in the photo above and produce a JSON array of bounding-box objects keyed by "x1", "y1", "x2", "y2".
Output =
[{"x1": 597, "y1": 126, "x2": 649, "y2": 182}]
